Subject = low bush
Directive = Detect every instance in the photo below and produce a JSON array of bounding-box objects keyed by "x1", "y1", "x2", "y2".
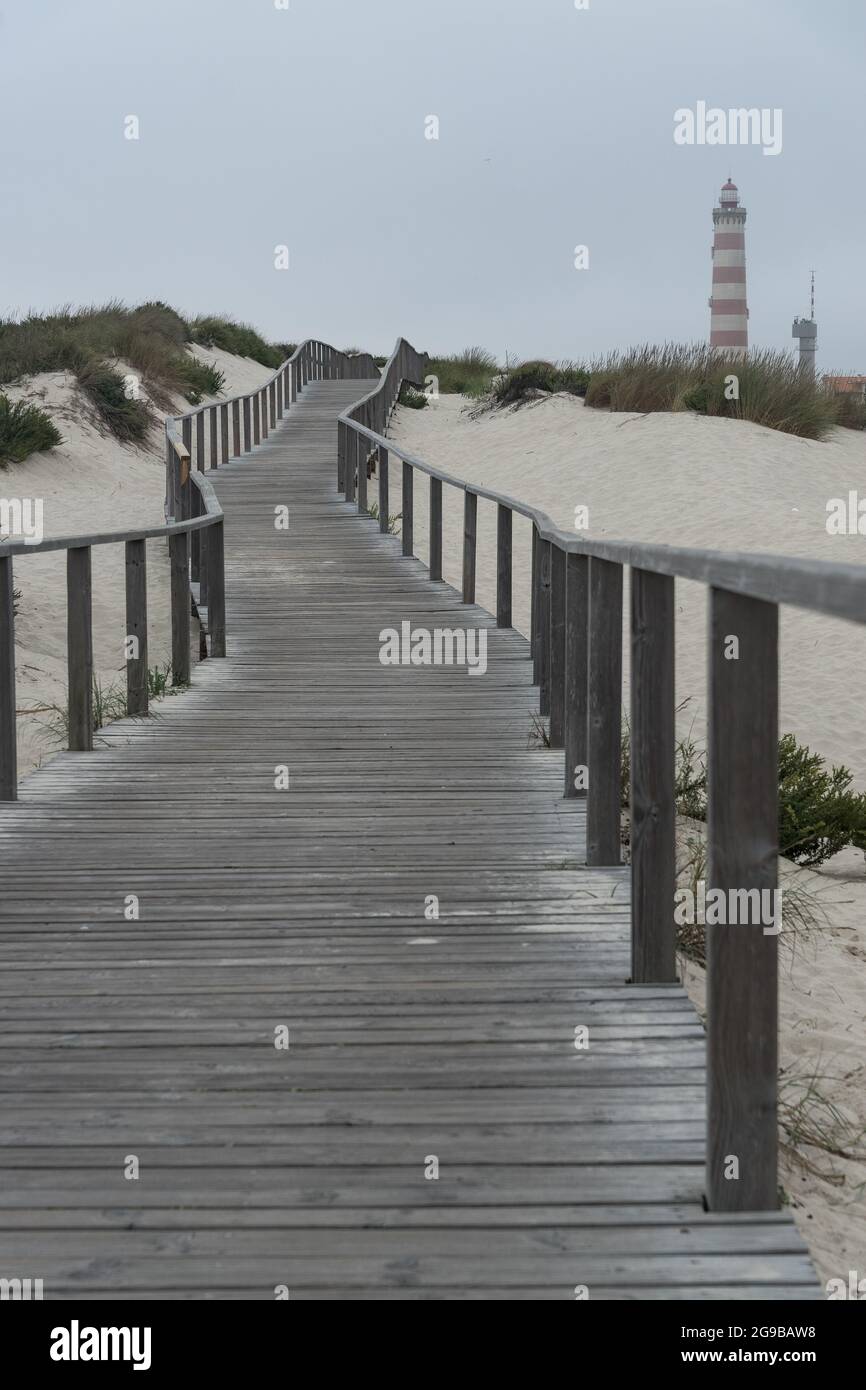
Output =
[
  {"x1": 621, "y1": 723, "x2": 866, "y2": 867},
  {"x1": 493, "y1": 359, "x2": 590, "y2": 407},
  {"x1": 0, "y1": 395, "x2": 62, "y2": 464},
  {"x1": 77, "y1": 362, "x2": 151, "y2": 443}
]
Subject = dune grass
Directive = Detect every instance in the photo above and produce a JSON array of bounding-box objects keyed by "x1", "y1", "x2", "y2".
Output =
[
  {"x1": 427, "y1": 346, "x2": 498, "y2": 396},
  {"x1": 0, "y1": 394, "x2": 62, "y2": 465},
  {"x1": 186, "y1": 315, "x2": 294, "y2": 370},
  {"x1": 489, "y1": 343, "x2": 863, "y2": 440}
]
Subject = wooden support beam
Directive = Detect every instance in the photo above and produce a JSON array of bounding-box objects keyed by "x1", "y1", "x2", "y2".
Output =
[
  {"x1": 67, "y1": 546, "x2": 93, "y2": 752},
  {"x1": 586, "y1": 556, "x2": 622, "y2": 867},
  {"x1": 124, "y1": 538, "x2": 148, "y2": 717},
  {"x1": 548, "y1": 543, "x2": 565, "y2": 747},
  {"x1": 208, "y1": 520, "x2": 226, "y2": 658},
  {"x1": 169, "y1": 530, "x2": 191, "y2": 687},
  {"x1": 0, "y1": 555, "x2": 17, "y2": 800},
  {"x1": 564, "y1": 552, "x2": 588, "y2": 798},
  {"x1": 429, "y1": 478, "x2": 442, "y2": 580},
  {"x1": 706, "y1": 587, "x2": 779, "y2": 1212},
  {"x1": 378, "y1": 447, "x2": 389, "y2": 533},
  {"x1": 630, "y1": 567, "x2": 676, "y2": 982},
  {"x1": 462, "y1": 491, "x2": 477, "y2": 604},
  {"x1": 497, "y1": 504, "x2": 512, "y2": 627},
  {"x1": 538, "y1": 540, "x2": 551, "y2": 716},
  {"x1": 402, "y1": 463, "x2": 413, "y2": 558}
]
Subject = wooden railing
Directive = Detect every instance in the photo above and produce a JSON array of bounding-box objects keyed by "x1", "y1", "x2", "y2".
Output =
[
  {"x1": 340, "y1": 344, "x2": 866, "y2": 1214},
  {"x1": 0, "y1": 339, "x2": 381, "y2": 804}
]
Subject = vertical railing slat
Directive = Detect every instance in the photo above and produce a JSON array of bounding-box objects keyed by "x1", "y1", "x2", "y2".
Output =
[
  {"x1": 429, "y1": 478, "x2": 442, "y2": 580},
  {"x1": 538, "y1": 540, "x2": 551, "y2": 716},
  {"x1": 564, "y1": 552, "x2": 588, "y2": 799},
  {"x1": 496, "y1": 504, "x2": 512, "y2": 627},
  {"x1": 462, "y1": 491, "x2": 477, "y2": 604},
  {"x1": 630, "y1": 567, "x2": 676, "y2": 982},
  {"x1": 170, "y1": 531, "x2": 191, "y2": 687},
  {"x1": 402, "y1": 463, "x2": 413, "y2": 557},
  {"x1": 67, "y1": 546, "x2": 93, "y2": 752},
  {"x1": 378, "y1": 447, "x2": 389, "y2": 532},
  {"x1": 586, "y1": 556, "x2": 622, "y2": 866},
  {"x1": 125, "y1": 538, "x2": 148, "y2": 717},
  {"x1": 706, "y1": 587, "x2": 779, "y2": 1212},
  {"x1": 208, "y1": 520, "x2": 226, "y2": 658},
  {"x1": 0, "y1": 555, "x2": 17, "y2": 800},
  {"x1": 549, "y1": 543, "x2": 565, "y2": 746}
]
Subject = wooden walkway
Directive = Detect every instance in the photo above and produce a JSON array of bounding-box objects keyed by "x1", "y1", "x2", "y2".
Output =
[{"x1": 0, "y1": 381, "x2": 818, "y2": 1299}]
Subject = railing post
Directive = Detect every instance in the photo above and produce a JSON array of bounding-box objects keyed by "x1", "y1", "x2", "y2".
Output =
[
  {"x1": 67, "y1": 546, "x2": 93, "y2": 752},
  {"x1": 337, "y1": 421, "x2": 345, "y2": 493},
  {"x1": 402, "y1": 462, "x2": 413, "y2": 557},
  {"x1": 429, "y1": 478, "x2": 442, "y2": 580},
  {"x1": 538, "y1": 539, "x2": 551, "y2": 715},
  {"x1": 242, "y1": 397, "x2": 251, "y2": 453},
  {"x1": 232, "y1": 400, "x2": 241, "y2": 457},
  {"x1": 220, "y1": 403, "x2": 229, "y2": 465},
  {"x1": 261, "y1": 388, "x2": 269, "y2": 440},
  {"x1": 0, "y1": 555, "x2": 17, "y2": 800},
  {"x1": 706, "y1": 588, "x2": 779, "y2": 1212},
  {"x1": 378, "y1": 447, "x2": 389, "y2": 532},
  {"x1": 253, "y1": 393, "x2": 261, "y2": 446},
  {"x1": 209, "y1": 406, "x2": 218, "y2": 469},
  {"x1": 531, "y1": 526, "x2": 538, "y2": 673},
  {"x1": 125, "y1": 538, "x2": 148, "y2": 717},
  {"x1": 208, "y1": 519, "x2": 226, "y2": 658},
  {"x1": 630, "y1": 567, "x2": 676, "y2": 982},
  {"x1": 357, "y1": 435, "x2": 368, "y2": 512},
  {"x1": 586, "y1": 557, "x2": 622, "y2": 866},
  {"x1": 496, "y1": 504, "x2": 512, "y2": 627},
  {"x1": 196, "y1": 412, "x2": 205, "y2": 472},
  {"x1": 346, "y1": 430, "x2": 356, "y2": 503},
  {"x1": 462, "y1": 491, "x2": 477, "y2": 603},
  {"x1": 564, "y1": 552, "x2": 588, "y2": 799},
  {"x1": 549, "y1": 543, "x2": 565, "y2": 747},
  {"x1": 190, "y1": 466, "x2": 201, "y2": 586},
  {"x1": 169, "y1": 530, "x2": 191, "y2": 687}
]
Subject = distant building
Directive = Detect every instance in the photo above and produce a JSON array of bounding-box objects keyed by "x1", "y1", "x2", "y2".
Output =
[
  {"x1": 823, "y1": 375, "x2": 866, "y2": 398},
  {"x1": 709, "y1": 179, "x2": 748, "y2": 357}
]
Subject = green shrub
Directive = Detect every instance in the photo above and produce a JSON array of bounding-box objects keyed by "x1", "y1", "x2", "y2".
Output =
[
  {"x1": 173, "y1": 357, "x2": 225, "y2": 405},
  {"x1": 493, "y1": 359, "x2": 590, "y2": 407},
  {"x1": 77, "y1": 362, "x2": 151, "y2": 443},
  {"x1": 778, "y1": 734, "x2": 866, "y2": 865},
  {"x1": 621, "y1": 724, "x2": 866, "y2": 867},
  {"x1": 0, "y1": 394, "x2": 62, "y2": 464}
]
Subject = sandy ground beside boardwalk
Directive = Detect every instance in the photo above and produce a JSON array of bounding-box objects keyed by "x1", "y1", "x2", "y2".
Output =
[
  {"x1": 1, "y1": 347, "x2": 274, "y2": 777},
  {"x1": 389, "y1": 392, "x2": 866, "y2": 1290}
]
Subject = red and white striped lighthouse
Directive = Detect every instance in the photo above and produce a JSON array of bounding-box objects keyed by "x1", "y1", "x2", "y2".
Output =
[{"x1": 709, "y1": 179, "x2": 748, "y2": 357}]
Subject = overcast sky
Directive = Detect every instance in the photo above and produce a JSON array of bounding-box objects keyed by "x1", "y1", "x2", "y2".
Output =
[{"x1": 1, "y1": 0, "x2": 863, "y2": 367}]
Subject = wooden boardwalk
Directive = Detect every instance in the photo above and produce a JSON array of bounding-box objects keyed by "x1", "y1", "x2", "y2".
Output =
[{"x1": 0, "y1": 380, "x2": 818, "y2": 1299}]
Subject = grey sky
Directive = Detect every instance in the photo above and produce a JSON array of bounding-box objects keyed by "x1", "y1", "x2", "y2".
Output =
[{"x1": 1, "y1": 0, "x2": 864, "y2": 367}]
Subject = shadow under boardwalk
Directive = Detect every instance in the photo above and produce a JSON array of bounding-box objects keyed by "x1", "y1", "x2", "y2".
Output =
[{"x1": 0, "y1": 381, "x2": 818, "y2": 1299}]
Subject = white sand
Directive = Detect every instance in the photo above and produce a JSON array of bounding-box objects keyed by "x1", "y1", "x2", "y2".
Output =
[
  {"x1": 1, "y1": 347, "x2": 274, "y2": 776},
  {"x1": 389, "y1": 392, "x2": 866, "y2": 1288}
]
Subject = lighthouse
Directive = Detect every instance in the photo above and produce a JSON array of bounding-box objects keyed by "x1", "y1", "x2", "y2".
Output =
[{"x1": 709, "y1": 179, "x2": 748, "y2": 357}]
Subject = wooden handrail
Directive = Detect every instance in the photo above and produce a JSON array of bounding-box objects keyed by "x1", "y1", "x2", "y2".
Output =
[{"x1": 339, "y1": 349, "x2": 866, "y2": 1218}]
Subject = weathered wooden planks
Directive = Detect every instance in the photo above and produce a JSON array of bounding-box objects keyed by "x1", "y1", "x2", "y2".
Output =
[{"x1": 0, "y1": 380, "x2": 817, "y2": 1300}]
